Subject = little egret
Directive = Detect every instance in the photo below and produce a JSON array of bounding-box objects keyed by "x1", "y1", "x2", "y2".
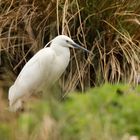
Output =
[{"x1": 8, "y1": 35, "x2": 90, "y2": 112}]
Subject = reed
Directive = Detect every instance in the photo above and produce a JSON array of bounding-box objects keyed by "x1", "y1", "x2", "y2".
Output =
[{"x1": 0, "y1": 0, "x2": 140, "y2": 92}]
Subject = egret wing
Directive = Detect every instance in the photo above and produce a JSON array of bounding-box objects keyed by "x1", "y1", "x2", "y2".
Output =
[{"x1": 9, "y1": 48, "x2": 55, "y2": 102}]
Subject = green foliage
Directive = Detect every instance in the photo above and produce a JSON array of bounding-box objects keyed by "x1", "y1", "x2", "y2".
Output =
[
  {"x1": 0, "y1": 84, "x2": 140, "y2": 140},
  {"x1": 0, "y1": 123, "x2": 11, "y2": 140},
  {"x1": 58, "y1": 84, "x2": 140, "y2": 139}
]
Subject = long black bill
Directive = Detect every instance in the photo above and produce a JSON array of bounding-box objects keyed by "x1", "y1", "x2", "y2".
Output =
[{"x1": 72, "y1": 43, "x2": 91, "y2": 54}]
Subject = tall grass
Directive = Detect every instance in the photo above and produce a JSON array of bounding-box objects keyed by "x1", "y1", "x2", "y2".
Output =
[{"x1": 0, "y1": 0, "x2": 140, "y2": 92}]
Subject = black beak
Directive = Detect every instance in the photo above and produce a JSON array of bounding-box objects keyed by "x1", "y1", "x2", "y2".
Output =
[{"x1": 72, "y1": 43, "x2": 91, "y2": 53}]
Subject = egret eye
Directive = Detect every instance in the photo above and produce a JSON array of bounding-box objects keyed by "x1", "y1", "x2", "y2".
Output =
[{"x1": 66, "y1": 40, "x2": 69, "y2": 43}]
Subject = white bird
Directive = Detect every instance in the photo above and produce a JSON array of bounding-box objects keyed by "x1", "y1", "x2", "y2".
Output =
[{"x1": 8, "y1": 35, "x2": 90, "y2": 112}]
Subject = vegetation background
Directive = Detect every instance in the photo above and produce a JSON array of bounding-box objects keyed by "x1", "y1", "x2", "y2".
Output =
[{"x1": 0, "y1": 0, "x2": 140, "y2": 140}]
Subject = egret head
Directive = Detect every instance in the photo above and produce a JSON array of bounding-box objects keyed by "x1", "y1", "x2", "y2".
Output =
[{"x1": 50, "y1": 35, "x2": 90, "y2": 53}]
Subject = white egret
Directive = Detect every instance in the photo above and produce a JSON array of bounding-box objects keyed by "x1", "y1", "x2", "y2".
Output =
[{"x1": 8, "y1": 35, "x2": 90, "y2": 112}]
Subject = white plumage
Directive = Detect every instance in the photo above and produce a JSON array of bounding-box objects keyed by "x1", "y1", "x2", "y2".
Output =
[{"x1": 8, "y1": 35, "x2": 90, "y2": 112}]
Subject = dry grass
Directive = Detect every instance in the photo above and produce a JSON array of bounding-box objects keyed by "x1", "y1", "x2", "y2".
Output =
[{"x1": 0, "y1": 0, "x2": 140, "y2": 93}]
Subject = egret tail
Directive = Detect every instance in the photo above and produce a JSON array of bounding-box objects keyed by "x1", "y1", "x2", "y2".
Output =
[
  {"x1": 9, "y1": 99, "x2": 22, "y2": 112},
  {"x1": 8, "y1": 85, "x2": 23, "y2": 112}
]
